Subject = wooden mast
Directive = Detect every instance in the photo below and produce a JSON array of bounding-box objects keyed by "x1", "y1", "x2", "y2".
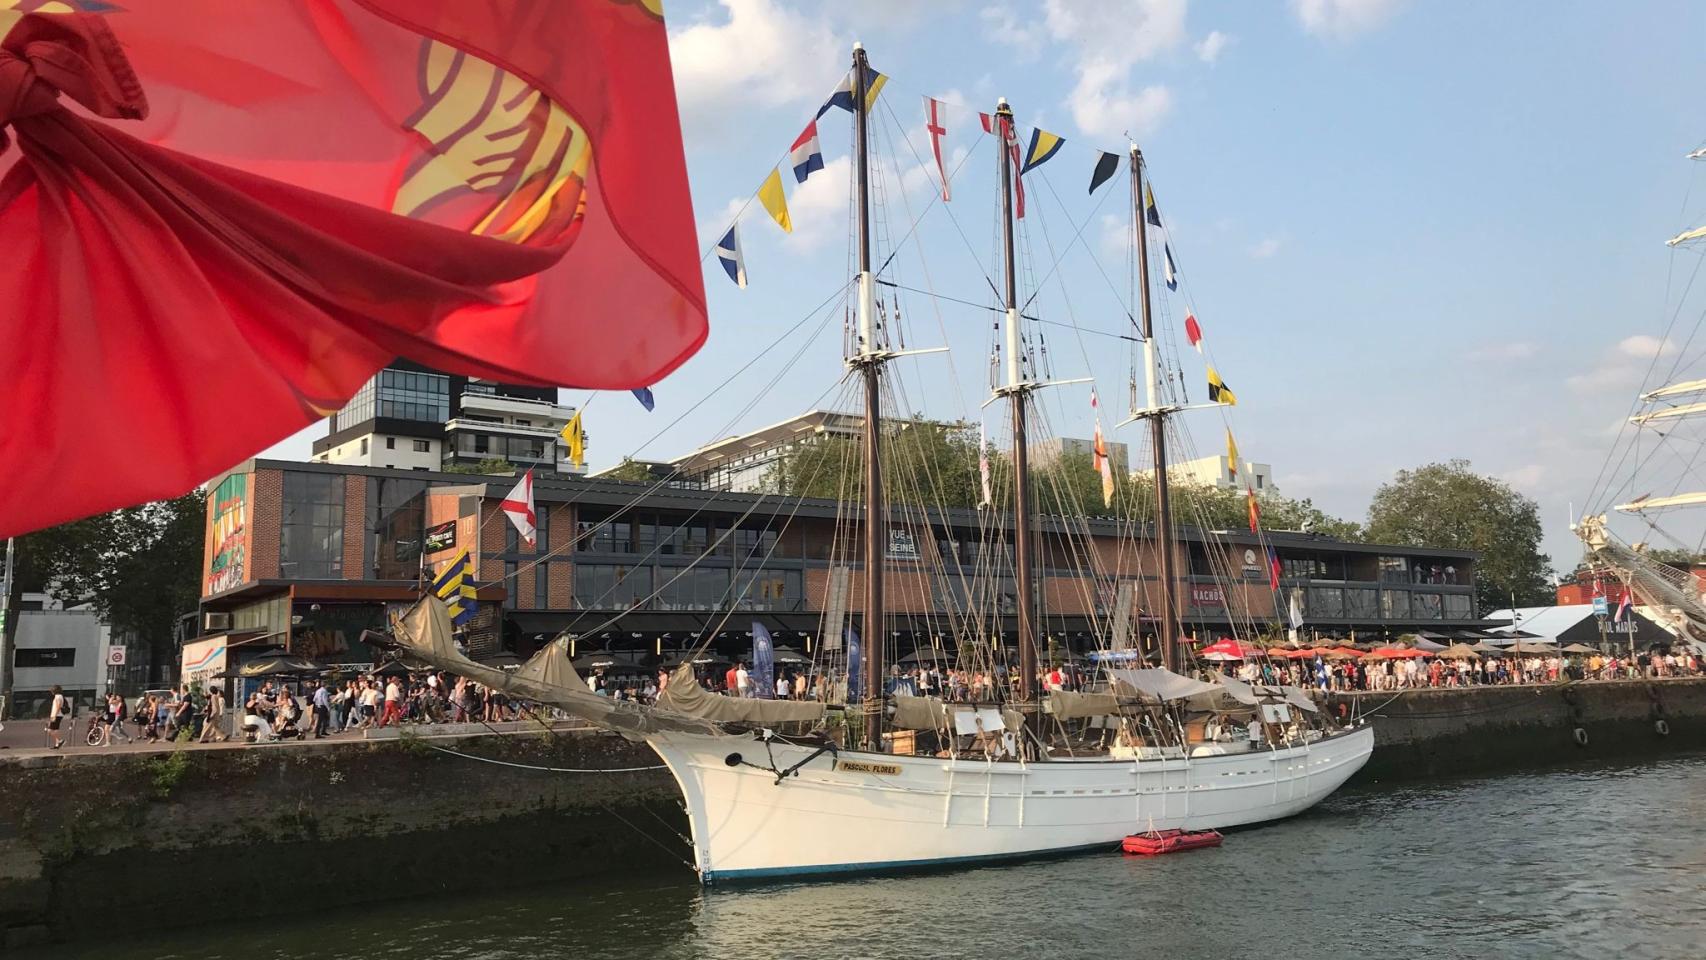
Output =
[
  {"x1": 1130, "y1": 144, "x2": 1179, "y2": 671},
  {"x1": 852, "y1": 43, "x2": 885, "y2": 748},
  {"x1": 995, "y1": 99, "x2": 1039, "y2": 704}
]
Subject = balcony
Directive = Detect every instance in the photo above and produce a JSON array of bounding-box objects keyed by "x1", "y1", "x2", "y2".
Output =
[{"x1": 459, "y1": 392, "x2": 573, "y2": 421}]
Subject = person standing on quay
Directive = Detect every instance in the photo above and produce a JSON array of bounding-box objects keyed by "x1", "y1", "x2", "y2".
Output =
[{"x1": 44, "y1": 685, "x2": 69, "y2": 750}]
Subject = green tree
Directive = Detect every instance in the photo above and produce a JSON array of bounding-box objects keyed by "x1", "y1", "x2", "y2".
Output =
[
  {"x1": 1640, "y1": 547, "x2": 1705, "y2": 567},
  {"x1": 1364, "y1": 459, "x2": 1552, "y2": 610},
  {"x1": 442, "y1": 457, "x2": 516, "y2": 476},
  {"x1": 599, "y1": 458, "x2": 665, "y2": 484},
  {"x1": 7, "y1": 492, "x2": 206, "y2": 685},
  {"x1": 764, "y1": 418, "x2": 985, "y2": 507}
]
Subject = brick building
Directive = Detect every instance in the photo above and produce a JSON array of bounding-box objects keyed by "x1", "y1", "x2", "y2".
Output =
[{"x1": 193, "y1": 459, "x2": 1490, "y2": 670}]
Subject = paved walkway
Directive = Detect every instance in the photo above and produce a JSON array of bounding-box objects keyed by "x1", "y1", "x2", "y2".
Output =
[{"x1": 0, "y1": 714, "x2": 589, "y2": 762}]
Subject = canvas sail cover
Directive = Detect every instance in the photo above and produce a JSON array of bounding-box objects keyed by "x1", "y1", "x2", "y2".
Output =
[
  {"x1": 513, "y1": 637, "x2": 581, "y2": 690},
  {"x1": 892, "y1": 694, "x2": 951, "y2": 730},
  {"x1": 656, "y1": 664, "x2": 826, "y2": 725},
  {"x1": 391, "y1": 597, "x2": 724, "y2": 739},
  {"x1": 1044, "y1": 690, "x2": 1124, "y2": 719},
  {"x1": 1107, "y1": 668, "x2": 1222, "y2": 702}
]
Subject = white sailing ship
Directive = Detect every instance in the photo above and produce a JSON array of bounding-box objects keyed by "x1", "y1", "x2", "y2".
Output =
[{"x1": 394, "y1": 44, "x2": 1373, "y2": 882}]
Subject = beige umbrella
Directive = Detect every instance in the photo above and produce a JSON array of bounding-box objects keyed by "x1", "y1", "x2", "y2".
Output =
[
  {"x1": 1437, "y1": 643, "x2": 1480, "y2": 660},
  {"x1": 1560, "y1": 642, "x2": 1599, "y2": 654}
]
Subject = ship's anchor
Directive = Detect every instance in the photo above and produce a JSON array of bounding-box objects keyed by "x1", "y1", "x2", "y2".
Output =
[{"x1": 724, "y1": 730, "x2": 840, "y2": 784}]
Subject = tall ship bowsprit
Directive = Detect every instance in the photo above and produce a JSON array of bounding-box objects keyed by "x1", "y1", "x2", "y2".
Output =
[{"x1": 392, "y1": 44, "x2": 1374, "y2": 882}]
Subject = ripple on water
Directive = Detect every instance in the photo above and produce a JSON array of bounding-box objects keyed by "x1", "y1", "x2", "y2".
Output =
[{"x1": 62, "y1": 753, "x2": 1706, "y2": 960}]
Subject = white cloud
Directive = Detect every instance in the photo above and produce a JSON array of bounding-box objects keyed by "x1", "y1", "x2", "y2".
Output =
[
  {"x1": 902, "y1": 145, "x2": 968, "y2": 199},
  {"x1": 1500, "y1": 464, "x2": 1546, "y2": 491},
  {"x1": 1469, "y1": 341, "x2": 1539, "y2": 362},
  {"x1": 1617, "y1": 334, "x2": 1671, "y2": 359},
  {"x1": 1068, "y1": 64, "x2": 1173, "y2": 141},
  {"x1": 1194, "y1": 30, "x2": 1231, "y2": 64},
  {"x1": 1099, "y1": 213, "x2": 1132, "y2": 260},
  {"x1": 980, "y1": 4, "x2": 1047, "y2": 60},
  {"x1": 669, "y1": 0, "x2": 844, "y2": 136},
  {"x1": 1249, "y1": 237, "x2": 1281, "y2": 259},
  {"x1": 783, "y1": 155, "x2": 853, "y2": 251},
  {"x1": 1043, "y1": 0, "x2": 1186, "y2": 141},
  {"x1": 1291, "y1": 0, "x2": 1404, "y2": 40},
  {"x1": 1566, "y1": 363, "x2": 1645, "y2": 395}
]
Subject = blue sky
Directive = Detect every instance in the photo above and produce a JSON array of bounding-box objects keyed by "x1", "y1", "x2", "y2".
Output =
[{"x1": 263, "y1": 0, "x2": 1706, "y2": 569}]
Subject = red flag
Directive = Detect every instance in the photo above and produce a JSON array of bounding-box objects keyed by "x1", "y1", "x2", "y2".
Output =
[
  {"x1": 0, "y1": 3, "x2": 706, "y2": 537},
  {"x1": 1000, "y1": 114, "x2": 1026, "y2": 219},
  {"x1": 1268, "y1": 547, "x2": 1282, "y2": 591},
  {"x1": 924, "y1": 96, "x2": 950, "y2": 202},
  {"x1": 1185, "y1": 313, "x2": 1203, "y2": 352}
]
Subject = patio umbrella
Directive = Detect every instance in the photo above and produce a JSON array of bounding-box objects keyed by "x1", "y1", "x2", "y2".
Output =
[
  {"x1": 659, "y1": 650, "x2": 731, "y2": 668},
  {"x1": 760, "y1": 645, "x2": 811, "y2": 666},
  {"x1": 1469, "y1": 641, "x2": 1504, "y2": 654},
  {"x1": 1437, "y1": 643, "x2": 1480, "y2": 660},
  {"x1": 224, "y1": 650, "x2": 325, "y2": 678},
  {"x1": 573, "y1": 649, "x2": 650, "y2": 674},
  {"x1": 1560, "y1": 642, "x2": 1599, "y2": 654},
  {"x1": 1411, "y1": 637, "x2": 1448, "y2": 652},
  {"x1": 1199, "y1": 638, "x2": 1262, "y2": 660},
  {"x1": 1511, "y1": 640, "x2": 1559, "y2": 655},
  {"x1": 1323, "y1": 647, "x2": 1363, "y2": 660}
]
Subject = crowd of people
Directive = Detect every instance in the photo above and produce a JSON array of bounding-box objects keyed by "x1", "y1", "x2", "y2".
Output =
[
  {"x1": 37, "y1": 640, "x2": 1706, "y2": 750},
  {"x1": 1227, "y1": 649, "x2": 1706, "y2": 693}
]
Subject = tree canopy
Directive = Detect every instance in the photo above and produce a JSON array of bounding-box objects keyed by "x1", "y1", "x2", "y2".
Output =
[
  {"x1": 1364, "y1": 459, "x2": 1553, "y2": 609},
  {"x1": 762, "y1": 421, "x2": 1361, "y2": 538},
  {"x1": 6, "y1": 492, "x2": 205, "y2": 679}
]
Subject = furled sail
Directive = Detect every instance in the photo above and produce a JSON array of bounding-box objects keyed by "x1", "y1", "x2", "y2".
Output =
[
  {"x1": 1667, "y1": 224, "x2": 1706, "y2": 246},
  {"x1": 513, "y1": 637, "x2": 582, "y2": 689},
  {"x1": 656, "y1": 664, "x2": 827, "y2": 725},
  {"x1": 1044, "y1": 690, "x2": 1124, "y2": 719},
  {"x1": 1106, "y1": 668, "x2": 1222, "y2": 702},
  {"x1": 390, "y1": 597, "x2": 726, "y2": 739}
]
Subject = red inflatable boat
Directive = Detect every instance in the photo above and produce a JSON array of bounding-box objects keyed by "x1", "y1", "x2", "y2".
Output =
[{"x1": 1120, "y1": 829, "x2": 1224, "y2": 856}]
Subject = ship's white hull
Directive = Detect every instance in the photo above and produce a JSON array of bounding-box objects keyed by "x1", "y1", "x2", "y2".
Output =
[{"x1": 648, "y1": 723, "x2": 1374, "y2": 881}]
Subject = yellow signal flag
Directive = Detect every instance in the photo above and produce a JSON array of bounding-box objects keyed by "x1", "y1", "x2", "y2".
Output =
[
  {"x1": 758, "y1": 167, "x2": 792, "y2": 233},
  {"x1": 1207, "y1": 366, "x2": 1238, "y2": 406},
  {"x1": 1226, "y1": 429, "x2": 1240, "y2": 479},
  {"x1": 560, "y1": 410, "x2": 586, "y2": 469}
]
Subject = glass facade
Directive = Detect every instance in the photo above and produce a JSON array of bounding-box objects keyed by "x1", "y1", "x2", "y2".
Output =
[
  {"x1": 1344, "y1": 587, "x2": 1379, "y2": 619},
  {"x1": 656, "y1": 566, "x2": 730, "y2": 610},
  {"x1": 280, "y1": 472, "x2": 344, "y2": 579},
  {"x1": 370, "y1": 478, "x2": 428, "y2": 580},
  {"x1": 333, "y1": 369, "x2": 449, "y2": 429},
  {"x1": 1378, "y1": 556, "x2": 1411, "y2": 583},
  {"x1": 734, "y1": 568, "x2": 804, "y2": 610},
  {"x1": 573, "y1": 563, "x2": 652, "y2": 609},
  {"x1": 1308, "y1": 586, "x2": 1344, "y2": 618},
  {"x1": 1380, "y1": 589, "x2": 1410, "y2": 619},
  {"x1": 1414, "y1": 592, "x2": 1444, "y2": 619},
  {"x1": 1444, "y1": 593, "x2": 1473, "y2": 619}
]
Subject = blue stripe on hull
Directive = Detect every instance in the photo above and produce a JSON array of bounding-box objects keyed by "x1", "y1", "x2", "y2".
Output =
[{"x1": 703, "y1": 841, "x2": 1116, "y2": 884}]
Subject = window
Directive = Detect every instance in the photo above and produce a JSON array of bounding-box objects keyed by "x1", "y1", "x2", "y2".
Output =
[
  {"x1": 474, "y1": 434, "x2": 489, "y2": 454},
  {"x1": 1377, "y1": 556, "x2": 1411, "y2": 584},
  {"x1": 1380, "y1": 589, "x2": 1410, "y2": 619},
  {"x1": 385, "y1": 437, "x2": 396, "y2": 450},
  {"x1": 374, "y1": 368, "x2": 450, "y2": 422},
  {"x1": 535, "y1": 505, "x2": 550, "y2": 553},
  {"x1": 1444, "y1": 594, "x2": 1473, "y2": 619},
  {"x1": 280, "y1": 471, "x2": 345, "y2": 578},
  {"x1": 579, "y1": 518, "x2": 631, "y2": 553},
  {"x1": 1307, "y1": 586, "x2": 1344, "y2": 618},
  {"x1": 536, "y1": 561, "x2": 550, "y2": 608},
  {"x1": 1414, "y1": 592, "x2": 1444, "y2": 619},
  {"x1": 14, "y1": 648, "x2": 74, "y2": 668},
  {"x1": 359, "y1": 437, "x2": 368, "y2": 455},
  {"x1": 735, "y1": 568, "x2": 803, "y2": 610},
  {"x1": 504, "y1": 561, "x2": 518, "y2": 609},
  {"x1": 1284, "y1": 556, "x2": 1327, "y2": 580},
  {"x1": 413, "y1": 439, "x2": 431, "y2": 453},
  {"x1": 369, "y1": 478, "x2": 428, "y2": 580},
  {"x1": 1343, "y1": 588, "x2": 1378, "y2": 619},
  {"x1": 656, "y1": 565, "x2": 730, "y2": 610},
  {"x1": 574, "y1": 563, "x2": 653, "y2": 609},
  {"x1": 1255, "y1": 475, "x2": 1265, "y2": 489}
]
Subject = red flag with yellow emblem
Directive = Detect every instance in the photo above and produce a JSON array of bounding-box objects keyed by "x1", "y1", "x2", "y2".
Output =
[{"x1": 0, "y1": 1, "x2": 705, "y2": 537}]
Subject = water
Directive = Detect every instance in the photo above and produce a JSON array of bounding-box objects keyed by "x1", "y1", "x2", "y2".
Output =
[{"x1": 69, "y1": 755, "x2": 1706, "y2": 960}]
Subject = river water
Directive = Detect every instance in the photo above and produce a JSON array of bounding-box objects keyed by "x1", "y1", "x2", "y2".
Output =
[{"x1": 73, "y1": 754, "x2": 1706, "y2": 960}]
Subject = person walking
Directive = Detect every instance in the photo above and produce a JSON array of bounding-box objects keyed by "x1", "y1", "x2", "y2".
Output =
[
  {"x1": 45, "y1": 685, "x2": 69, "y2": 750},
  {"x1": 103, "y1": 693, "x2": 132, "y2": 745},
  {"x1": 200, "y1": 686, "x2": 228, "y2": 743},
  {"x1": 380, "y1": 677, "x2": 403, "y2": 727},
  {"x1": 311, "y1": 681, "x2": 332, "y2": 738}
]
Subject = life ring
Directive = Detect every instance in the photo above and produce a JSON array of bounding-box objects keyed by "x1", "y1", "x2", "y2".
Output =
[
  {"x1": 1655, "y1": 719, "x2": 1670, "y2": 737},
  {"x1": 1572, "y1": 726, "x2": 1589, "y2": 748}
]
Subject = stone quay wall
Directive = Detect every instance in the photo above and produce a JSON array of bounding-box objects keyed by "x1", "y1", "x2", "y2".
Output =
[
  {"x1": 0, "y1": 730, "x2": 683, "y2": 951},
  {"x1": 1343, "y1": 677, "x2": 1706, "y2": 782},
  {"x1": 5, "y1": 679, "x2": 1706, "y2": 949}
]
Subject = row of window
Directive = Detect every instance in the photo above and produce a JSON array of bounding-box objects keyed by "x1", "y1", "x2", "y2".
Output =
[{"x1": 571, "y1": 563, "x2": 805, "y2": 611}]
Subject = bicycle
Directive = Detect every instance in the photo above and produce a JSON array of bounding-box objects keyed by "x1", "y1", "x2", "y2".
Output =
[{"x1": 84, "y1": 713, "x2": 105, "y2": 747}]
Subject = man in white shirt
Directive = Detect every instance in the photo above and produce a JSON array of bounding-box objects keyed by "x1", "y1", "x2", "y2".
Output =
[
  {"x1": 775, "y1": 675, "x2": 789, "y2": 699},
  {"x1": 45, "y1": 685, "x2": 69, "y2": 750},
  {"x1": 735, "y1": 663, "x2": 751, "y2": 698}
]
